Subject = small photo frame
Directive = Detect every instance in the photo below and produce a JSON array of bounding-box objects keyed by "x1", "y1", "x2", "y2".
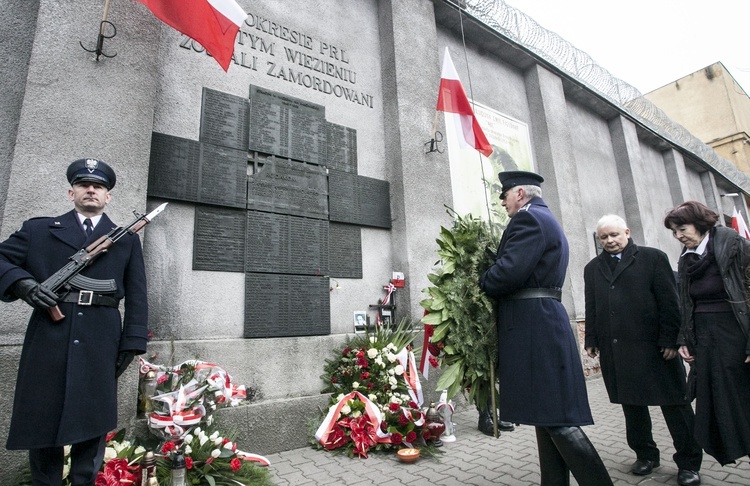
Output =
[{"x1": 354, "y1": 311, "x2": 367, "y2": 333}]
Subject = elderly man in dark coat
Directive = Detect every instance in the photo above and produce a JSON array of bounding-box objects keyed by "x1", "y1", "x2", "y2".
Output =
[
  {"x1": 0, "y1": 159, "x2": 148, "y2": 486},
  {"x1": 480, "y1": 171, "x2": 612, "y2": 486},
  {"x1": 584, "y1": 214, "x2": 702, "y2": 486}
]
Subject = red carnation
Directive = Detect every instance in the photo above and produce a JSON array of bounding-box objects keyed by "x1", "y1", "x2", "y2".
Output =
[
  {"x1": 398, "y1": 414, "x2": 410, "y2": 426},
  {"x1": 405, "y1": 431, "x2": 417, "y2": 443},
  {"x1": 161, "y1": 441, "x2": 176, "y2": 454},
  {"x1": 230, "y1": 457, "x2": 242, "y2": 472},
  {"x1": 409, "y1": 401, "x2": 418, "y2": 409},
  {"x1": 360, "y1": 371, "x2": 370, "y2": 379},
  {"x1": 391, "y1": 432, "x2": 403, "y2": 444},
  {"x1": 185, "y1": 456, "x2": 193, "y2": 470},
  {"x1": 429, "y1": 356, "x2": 439, "y2": 368},
  {"x1": 388, "y1": 402, "x2": 401, "y2": 412},
  {"x1": 356, "y1": 350, "x2": 365, "y2": 358},
  {"x1": 367, "y1": 382, "x2": 374, "y2": 390},
  {"x1": 356, "y1": 357, "x2": 369, "y2": 368}
]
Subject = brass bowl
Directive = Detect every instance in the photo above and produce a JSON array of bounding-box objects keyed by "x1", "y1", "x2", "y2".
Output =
[{"x1": 397, "y1": 448, "x2": 420, "y2": 463}]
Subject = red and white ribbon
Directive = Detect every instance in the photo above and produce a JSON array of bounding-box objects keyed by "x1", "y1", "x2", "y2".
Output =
[
  {"x1": 315, "y1": 391, "x2": 390, "y2": 447},
  {"x1": 396, "y1": 348, "x2": 423, "y2": 406}
]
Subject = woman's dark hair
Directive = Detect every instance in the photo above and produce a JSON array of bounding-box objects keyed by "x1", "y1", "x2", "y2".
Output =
[{"x1": 663, "y1": 201, "x2": 719, "y2": 234}]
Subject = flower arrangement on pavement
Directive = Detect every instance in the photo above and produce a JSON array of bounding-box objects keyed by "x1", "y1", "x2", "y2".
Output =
[{"x1": 315, "y1": 319, "x2": 434, "y2": 457}]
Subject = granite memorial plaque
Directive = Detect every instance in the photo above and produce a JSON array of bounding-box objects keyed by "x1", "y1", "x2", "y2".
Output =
[
  {"x1": 246, "y1": 211, "x2": 329, "y2": 275},
  {"x1": 328, "y1": 223, "x2": 362, "y2": 278},
  {"x1": 198, "y1": 143, "x2": 248, "y2": 208},
  {"x1": 247, "y1": 158, "x2": 328, "y2": 219},
  {"x1": 244, "y1": 273, "x2": 330, "y2": 338},
  {"x1": 199, "y1": 88, "x2": 249, "y2": 151},
  {"x1": 148, "y1": 133, "x2": 201, "y2": 202},
  {"x1": 248, "y1": 85, "x2": 326, "y2": 164},
  {"x1": 193, "y1": 206, "x2": 246, "y2": 272},
  {"x1": 328, "y1": 170, "x2": 392, "y2": 228},
  {"x1": 325, "y1": 122, "x2": 357, "y2": 173}
]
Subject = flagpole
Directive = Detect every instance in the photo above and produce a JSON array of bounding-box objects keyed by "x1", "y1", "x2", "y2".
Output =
[{"x1": 455, "y1": 2, "x2": 495, "y2": 232}]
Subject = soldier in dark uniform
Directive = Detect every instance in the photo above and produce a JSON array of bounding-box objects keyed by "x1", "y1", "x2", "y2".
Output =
[
  {"x1": 0, "y1": 159, "x2": 148, "y2": 486},
  {"x1": 480, "y1": 171, "x2": 612, "y2": 485}
]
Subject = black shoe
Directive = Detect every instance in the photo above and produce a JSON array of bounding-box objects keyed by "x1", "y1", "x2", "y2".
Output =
[
  {"x1": 677, "y1": 469, "x2": 701, "y2": 486},
  {"x1": 497, "y1": 420, "x2": 515, "y2": 432},
  {"x1": 631, "y1": 459, "x2": 660, "y2": 475},
  {"x1": 478, "y1": 410, "x2": 496, "y2": 436}
]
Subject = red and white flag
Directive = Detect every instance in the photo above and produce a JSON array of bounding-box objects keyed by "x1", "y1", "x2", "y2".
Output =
[
  {"x1": 732, "y1": 207, "x2": 750, "y2": 239},
  {"x1": 436, "y1": 47, "x2": 493, "y2": 157},
  {"x1": 135, "y1": 0, "x2": 247, "y2": 71}
]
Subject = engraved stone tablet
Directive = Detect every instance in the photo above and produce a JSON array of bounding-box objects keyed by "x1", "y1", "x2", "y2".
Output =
[
  {"x1": 198, "y1": 143, "x2": 248, "y2": 208},
  {"x1": 247, "y1": 158, "x2": 328, "y2": 219},
  {"x1": 246, "y1": 211, "x2": 329, "y2": 275},
  {"x1": 325, "y1": 122, "x2": 357, "y2": 173},
  {"x1": 193, "y1": 206, "x2": 246, "y2": 272},
  {"x1": 244, "y1": 273, "x2": 330, "y2": 338},
  {"x1": 148, "y1": 133, "x2": 201, "y2": 202},
  {"x1": 328, "y1": 170, "x2": 392, "y2": 228},
  {"x1": 199, "y1": 88, "x2": 249, "y2": 150},
  {"x1": 329, "y1": 223, "x2": 362, "y2": 278},
  {"x1": 248, "y1": 85, "x2": 326, "y2": 164}
]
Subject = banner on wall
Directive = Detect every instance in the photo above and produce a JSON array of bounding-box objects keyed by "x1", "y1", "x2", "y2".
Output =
[{"x1": 445, "y1": 102, "x2": 534, "y2": 225}]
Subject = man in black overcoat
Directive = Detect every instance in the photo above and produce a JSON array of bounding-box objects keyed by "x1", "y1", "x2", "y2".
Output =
[
  {"x1": 0, "y1": 159, "x2": 148, "y2": 486},
  {"x1": 480, "y1": 171, "x2": 612, "y2": 485},
  {"x1": 584, "y1": 214, "x2": 702, "y2": 486}
]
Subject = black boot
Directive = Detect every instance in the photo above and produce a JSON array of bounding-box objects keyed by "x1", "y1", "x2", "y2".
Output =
[
  {"x1": 536, "y1": 427, "x2": 570, "y2": 486},
  {"x1": 546, "y1": 426, "x2": 613, "y2": 486},
  {"x1": 478, "y1": 409, "x2": 496, "y2": 436}
]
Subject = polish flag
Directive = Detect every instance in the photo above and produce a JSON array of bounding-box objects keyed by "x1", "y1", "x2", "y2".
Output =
[
  {"x1": 732, "y1": 207, "x2": 750, "y2": 239},
  {"x1": 436, "y1": 47, "x2": 493, "y2": 157},
  {"x1": 136, "y1": 0, "x2": 247, "y2": 72}
]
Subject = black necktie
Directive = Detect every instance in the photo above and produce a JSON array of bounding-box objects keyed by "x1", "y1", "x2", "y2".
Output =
[{"x1": 83, "y1": 218, "x2": 93, "y2": 237}]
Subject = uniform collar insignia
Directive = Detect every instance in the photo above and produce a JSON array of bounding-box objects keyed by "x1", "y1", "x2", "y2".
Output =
[{"x1": 519, "y1": 203, "x2": 531, "y2": 212}]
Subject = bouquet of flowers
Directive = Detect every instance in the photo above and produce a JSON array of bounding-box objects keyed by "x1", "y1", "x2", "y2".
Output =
[
  {"x1": 315, "y1": 319, "x2": 429, "y2": 457},
  {"x1": 139, "y1": 358, "x2": 254, "y2": 439}
]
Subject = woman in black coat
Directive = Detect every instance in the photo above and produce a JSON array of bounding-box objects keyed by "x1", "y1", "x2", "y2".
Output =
[{"x1": 664, "y1": 201, "x2": 750, "y2": 466}]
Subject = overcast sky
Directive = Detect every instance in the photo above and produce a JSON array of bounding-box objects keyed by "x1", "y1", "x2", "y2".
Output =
[{"x1": 503, "y1": 0, "x2": 750, "y2": 95}]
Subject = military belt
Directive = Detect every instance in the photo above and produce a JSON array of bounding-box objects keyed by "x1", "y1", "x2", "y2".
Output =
[
  {"x1": 506, "y1": 288, "x2": 562, "y2": 301},
  {"x1": 60, "y1": 291, "x2": 120, "y2": 308}
]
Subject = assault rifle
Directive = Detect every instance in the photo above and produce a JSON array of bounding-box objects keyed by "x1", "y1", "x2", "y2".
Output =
[{"x1": 43, "y1": 202, "x2": 168, "y2": 321}]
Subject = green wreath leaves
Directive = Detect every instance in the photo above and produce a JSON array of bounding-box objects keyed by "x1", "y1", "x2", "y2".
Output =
[{"x1": 420, "y1": 209, "x2": 500, "y2": 407}]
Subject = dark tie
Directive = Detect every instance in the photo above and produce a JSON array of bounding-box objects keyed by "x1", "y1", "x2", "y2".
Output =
[{"x1": 83, "y1": 218, "x2": 93, "y2": 237}]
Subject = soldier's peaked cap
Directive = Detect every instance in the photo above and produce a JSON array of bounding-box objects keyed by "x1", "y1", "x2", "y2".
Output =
[
  {"x1": 499, "y1": 170, "x2": 543, "y2": 196},
  {"x1": 66, "y1": 158, "x2": 116, "y2": 190}
]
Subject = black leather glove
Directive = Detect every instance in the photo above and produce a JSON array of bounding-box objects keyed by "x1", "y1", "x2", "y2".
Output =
[
  {"x1": 115, "y1": 350, "x2": 136, "y2": 378},
  {"x1": 11, "y1": 278, "x2": 58, "y2": 310}
]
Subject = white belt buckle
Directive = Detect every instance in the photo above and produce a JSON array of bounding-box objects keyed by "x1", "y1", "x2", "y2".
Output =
[{"x1": 78, "y1": 290, "x2": 93, "y2": 305}]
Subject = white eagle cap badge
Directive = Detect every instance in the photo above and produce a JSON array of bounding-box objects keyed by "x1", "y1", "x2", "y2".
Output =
[{"x1": 85, "y1": 158, "x2": 98, "y2": 173}]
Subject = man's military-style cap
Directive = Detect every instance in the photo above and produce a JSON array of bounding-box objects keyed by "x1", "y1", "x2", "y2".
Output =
[
  {"x1": 499, "y1": 170, "x2": 544, "y2": 196},
  {"x1": 66, "y1": 158, "x2": 116, "y2": 190}
]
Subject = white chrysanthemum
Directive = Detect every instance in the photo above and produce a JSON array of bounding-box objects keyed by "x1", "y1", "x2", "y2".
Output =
[
  {"x1": 389, "y1": 376, "x2": 398, "y2": 386},
  {"x1": 388, "y1": 368, "x2": 395, "y2": 376},
  {"x1": 352, "y1": 381, "x2": 360, "y2": 389},
  {"x1": 374, "y1": 357, "x2": 385, "y2": 367},
  {"x1": 387, "y1": 343, "x2": 397, "y2": 351},
  {"x1": 394, "y1": 364, "x2": 404, "y2": 375},
  {"x1": 367, "y1": 348, "x2": 378, "y2": 359},
  {"x1": 103, "y1": 447, "x2": 117, "y2": 462},
  {"x1": 369, "y1": 394, "x2": 378, "y2": 402},
  {"x1": 386, "y1": 352, "x2": 397, "y2": 363}
]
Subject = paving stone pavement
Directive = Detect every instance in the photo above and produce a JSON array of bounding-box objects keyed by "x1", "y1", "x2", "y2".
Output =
[{"x1": 265, "y1": 378, "x2": 750, "y2": 485}]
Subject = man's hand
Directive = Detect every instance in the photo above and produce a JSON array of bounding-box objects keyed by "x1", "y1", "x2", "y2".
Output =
[
  {"x1": 678, "y1": 345, "x2": 694, "y2": 363},
  {"x1": 11, "y1": 278, "x2": 57, "y2": 310},
  {"x1": 115, "y1": 351, "x2": 136, "y2": 378},
  {"x1": 661, "y1": 347, "x2": 678, "y2": 360},
  {"x1": 585, "y1": 347, "x2": 599, "y2": 358}
]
